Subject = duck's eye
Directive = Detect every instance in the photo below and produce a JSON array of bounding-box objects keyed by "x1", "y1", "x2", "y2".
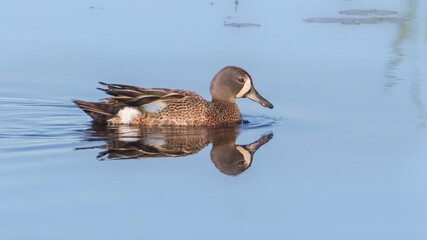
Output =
[{"x1": 238, "y1": 78, "x2": 244, "y2": 83}]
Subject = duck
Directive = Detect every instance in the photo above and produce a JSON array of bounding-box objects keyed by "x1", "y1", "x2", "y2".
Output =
[{"x1": 73, "y1": 66, "x2": 273, "y2": 127}]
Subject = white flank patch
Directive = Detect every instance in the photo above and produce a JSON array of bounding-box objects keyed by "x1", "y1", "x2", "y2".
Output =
[
  {"x1": 235, "y1": 80, "x2": 252, "y2": 98},
  {"x1": 117, "y1": 107, "x2": 142, "y2": 124},
  {"x1": 143, "y1": 102, "x2": 167, "y2": 113},
  {"x1": 236, "y1": 146, "x2": 251, "y2": 162}
]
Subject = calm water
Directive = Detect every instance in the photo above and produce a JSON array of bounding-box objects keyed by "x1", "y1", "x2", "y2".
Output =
[{"x1": 1, "y1": 0, "x2": 427, "y2": 239}]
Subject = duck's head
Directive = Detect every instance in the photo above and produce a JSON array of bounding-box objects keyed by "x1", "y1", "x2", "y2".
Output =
[{"x1": 210, "y1": 66, "x2": 274, "y2": 109}]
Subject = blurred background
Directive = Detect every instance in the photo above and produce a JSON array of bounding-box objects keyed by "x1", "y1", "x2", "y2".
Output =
[{"x1": 0, "y1": 0, "x2": 426, "y2": 239}]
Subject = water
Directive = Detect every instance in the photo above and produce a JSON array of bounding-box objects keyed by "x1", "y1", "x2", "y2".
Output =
[{"x1": 1, "y1": 0, "x2": 427, "y2": 239}]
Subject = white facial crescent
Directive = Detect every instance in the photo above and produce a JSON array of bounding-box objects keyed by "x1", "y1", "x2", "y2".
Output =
[{"x1": 235, "y1": 80, "x2": 252, "y2": 98}]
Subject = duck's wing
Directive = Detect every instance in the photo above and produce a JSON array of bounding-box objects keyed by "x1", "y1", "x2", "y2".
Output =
[
  {"x1": 98, "y1": 82, "x2": 196, "y2": 107},
  {"x1": 74, "y1": 82, "x2": 201, "y2": 123}
]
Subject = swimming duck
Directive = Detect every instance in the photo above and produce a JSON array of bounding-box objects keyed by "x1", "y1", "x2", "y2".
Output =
[{"x1": 73, "y1": 66, "x2": 273, "y2": 126}]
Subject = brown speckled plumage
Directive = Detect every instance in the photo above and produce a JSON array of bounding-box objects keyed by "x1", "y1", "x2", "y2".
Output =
[
  {"x1": 130, "y1": 92, "x2": 242, "y2": 126},
  {"x1": 74, "y1": 66, "x2": 273, "y2": 127}
]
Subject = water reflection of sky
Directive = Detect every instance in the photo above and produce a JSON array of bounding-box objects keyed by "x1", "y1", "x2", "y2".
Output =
[{"x1": 0, "y1": 0, "x2": 427, "y2": 239}]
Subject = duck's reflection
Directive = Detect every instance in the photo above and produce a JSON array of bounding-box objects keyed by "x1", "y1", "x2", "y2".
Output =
[{"x1": 79, "y1": 124, "x2": 273, "y2": 176}]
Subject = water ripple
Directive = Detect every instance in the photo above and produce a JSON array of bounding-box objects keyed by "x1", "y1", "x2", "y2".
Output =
[{"x1": 0, "y1": 97, "x2": 84, "y2": 157}]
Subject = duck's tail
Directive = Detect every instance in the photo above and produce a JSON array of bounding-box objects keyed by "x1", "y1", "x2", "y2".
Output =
[{"x1": 73, "y1": 99, "x2": 118, "y2": 123}]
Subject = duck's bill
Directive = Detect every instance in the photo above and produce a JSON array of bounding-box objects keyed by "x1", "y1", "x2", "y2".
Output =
[{"x1": 244, "y1": 88, "x2": 274, "y2": 109}]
